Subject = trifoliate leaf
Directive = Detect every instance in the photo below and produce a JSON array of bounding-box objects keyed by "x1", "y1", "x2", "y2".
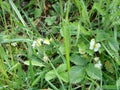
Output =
[
  {"x1": 70, "y1": 66, "x2": 85, "y2": 83},
  {"x1": 70, "y1": 54, "x2": 88, "y2": 65},
  {"x1": 86, "y1": 64, "x2": 102, "y2": 80}
]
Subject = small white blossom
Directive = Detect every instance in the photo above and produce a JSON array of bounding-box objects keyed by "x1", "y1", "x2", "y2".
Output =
[
  {"x1": 94, "y1": 57, "x2": 99, "y2": 62},
  {"x1": 43, "y1": 54, "x2": 49, "y2": 62},
  {"x1": 32, "y1": 38, "x2": 43, "y2": 48},
  {"x1": 89, "y1": 39, "x2": 95, "y2": 50},
  {"x1": 94, "y1": 61, "x2": 102, "y2": 69},
  {"x1": 94, "y1": 43, "x2": 101, "y2": 52},
  {"x1": 89, "y1": 38, "x2": 101, "y2": 52},
  {"x1": 43, "y1": 38, "x2": 50, "y2": 45},
  {"x1": 36, "y1": 52, "x2": 39, "y2": 55},
  {"x1": 37, "y1": 38, "x2": 43, "y2": 43},
  {"x1": 32, "y1": 41, "x2": 37, "y2": 48},
  {"x1": 11, "y1": 42, "x2": 17, "y2": 47}
]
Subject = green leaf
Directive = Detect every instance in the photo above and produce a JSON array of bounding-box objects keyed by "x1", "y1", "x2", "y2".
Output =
[
  {"x1": 57, "y1": 64, "x2": 67, "y2": 73},
  {"x1": 108, "y1": 38, "x2": 119, "y2": 52},
  {"x1": 58, "y1": 44, "x2": 65, "y2": 55},
  {"x1": 24, "y1": 60, "x2": 44, "y2": 67},
  {"x1": 45, "y1": 16, "x2": 57, "y2": 25},
  {"x1": 52, "y1": 3, "x2": 60, "y2": 15},
  {"x1": 45, "y1": 70, "x2": 56, "y2": 81},
  {"x1": 57, "y1": 64, "x2": 68, "y2": 82},
  {"x1": 71, "y1": 54, "x2": 88, "y2": 65},
  {"x1": 96, "y1": 30, "x2": 110, "y2": 42},
  {"x1": 45, "y1": 64, "x2": 68, "y2": 82},
  {"x1": 34, "y1": 8, "x2": 42, "y2": 18},
  {"x1": 70, "y1": 66, "x2": 85, "y2": 83},
  {"x1": 59, "y1": 72, "x2": 68, "y2": 83},
  {"x1": 86, "y1": 64, "x2": 102, "y2": 80}
]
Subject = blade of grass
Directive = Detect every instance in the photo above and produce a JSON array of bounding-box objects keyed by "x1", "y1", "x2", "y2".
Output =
[
  {"x1": 20, "y1": 8, "x2": 40, "y2": 37},
  {"x1": 31, "y1": 71, "x2": 46, "y2": 87},
  {"x1": 0, "y1": 44, "x2": 9, "y2": 79},
  {"x1": 9, "y1": 0, "x2": 31, "y2": 38},
  {"x1": 9, "y1": 0, "x2": 26, "y2": 26},
  {"x1": 59, "y1": 0, "x2": 63, "y2": 18},
  {"x1": 0, "y1": 38, "x2": 32, "y2": 43},
  {"x1": 47, "y1": 80, "x2": 59, "y2": 90},
  {"x1": 49, "y1": 60, "x2": 66, "y2": 90}
]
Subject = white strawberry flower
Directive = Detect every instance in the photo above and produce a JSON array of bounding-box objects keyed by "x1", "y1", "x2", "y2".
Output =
[
  {"x1": 94, "y1": 57, "x2": 99, "y2": 62},
  {"x1": 32, "y1": 38, "x2": 43, "y2": 48},
  {"x1": 94, "y1": 61, "x2": 102, "y2": 69},
  {"x1": 89, "y1": 39, "x2": 95, "y2": 50},
  {"x1": 11, "y1": 42, "x2": 17, "y2": 47},
  {"x1": 94, "y1": 43, "x2": 101, "y2": 52},
  {"x1": 43, "y1": 38, "x2": 50, "y2": 45},
  {"x1": 89, "y1": 38, "x2": 101, "y2": 52},
  {"x1": 37, "y1": 38, "x2": 43, "y2": 43},
  {"x1": 32, "y1": 41, "x2": 37, "y2": 48},
  {"x1": 43, "y1": 54, "x2": 49, "y2": 62}
]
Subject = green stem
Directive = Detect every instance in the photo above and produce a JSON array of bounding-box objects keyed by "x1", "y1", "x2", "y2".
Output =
[{"x1": 63, "y1": 0, "x2": 71, "y2": 88}]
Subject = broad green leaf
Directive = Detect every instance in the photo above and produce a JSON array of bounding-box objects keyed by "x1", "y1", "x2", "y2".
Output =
[
  {"x1": 59, "y1": 72, "x2": 68, "y2": 83},
  {"x1": 108, "y1": 38, "x2": 119, "y2": 52},
  {"x1": 24, "y1": 60, "x2": 44, "y2": 67},
  {"x1": 70, "y1": 54, "x2": 88, "y2": 65},
  {"x1": 57, "y1": 64, "x2": 67, "y2": 72},
  {"x1": 45, "y1": 16, "x2": 57, "y2": 25},
  {"x1": 96, "y1": 30, "x2": 110, "y2": 42},
  {"x1": 70, "y1": 66, "x2": 85, "y2": 83},
  {"x1": 45, "y1": 70, "x2": 56, "y2": 81},
  {"x1": 45, "y1": 64, "x2": 68, "y2": 82},
  {"x1": 86, "y1": 64, "x2": 102, "y2": 80},
  {"x1": 80, "y1": 25, "x2": 91, "y2": 35},
  {"x1": 57, "y1": 64, "x2": 68, "y2": 82},
  {"x1": 78, "y1": 42, "x2": 88, "y2": 52},
  {"x1": 59, "y1": 44, "x2": 65, "y2": 55},
  {"x1": 34, "y1": 8, "x2": 42, "y2": 18}
]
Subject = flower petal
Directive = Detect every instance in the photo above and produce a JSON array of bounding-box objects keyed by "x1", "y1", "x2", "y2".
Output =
[
  {"x1": 94, "y1": 61, "x2": 102, "y2": 69},
  {"x1": 89, "y1": 39, "x2": 95, "y2": 50},
  {"x1": 94, "y1": 43, "x2": 101, "y2": 52},
  {"x1": 43, "y1": 38, "x2": 50, "y2": 45}
]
